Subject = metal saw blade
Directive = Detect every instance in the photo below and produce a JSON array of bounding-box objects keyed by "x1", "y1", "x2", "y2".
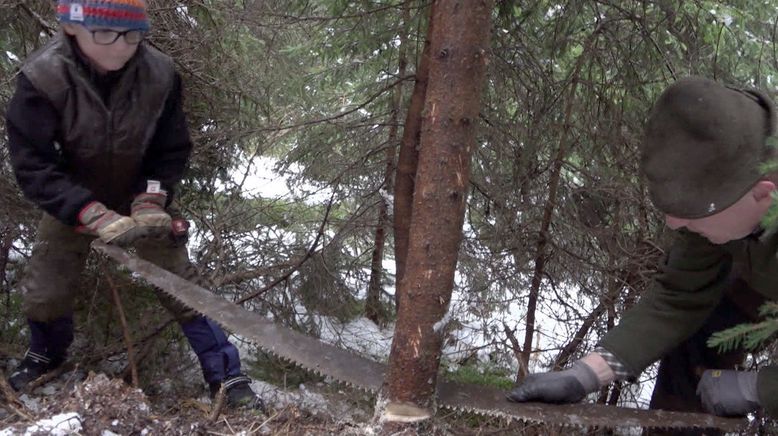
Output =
[
  {"x1": 93, "y1": 241, "x2": 745, "y2": 431},
  {"x1": 94, "y1": 241, "x2": 385, "y2": 392},
  {"x1": 436, "y1": 381, "x2": 744, "y2": 430}
]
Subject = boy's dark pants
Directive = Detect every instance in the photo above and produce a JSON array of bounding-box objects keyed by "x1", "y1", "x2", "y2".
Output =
[
  {"x1": 20, "y1": 213, "x2": 241, "y2": 384},
  {"x1": 644, "y1": 278, "x2": 765, "y2": 436}
]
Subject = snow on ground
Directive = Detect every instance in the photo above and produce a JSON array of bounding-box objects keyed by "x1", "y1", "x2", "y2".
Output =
[
  {"x1": 220, "y1": 155, "x2": 333, "y2": 204},
  {"x1": 0, "y1": 412, "x2": 82, "y2": 436},
  {"x1": 318, "y1": 317, "x2": 393, "y2": 361},
  {"x1": 250, "y1": 379, "x2": 370, "y2": 423}
]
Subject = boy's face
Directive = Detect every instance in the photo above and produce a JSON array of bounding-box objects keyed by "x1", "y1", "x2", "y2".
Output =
[
  {"x1": 63, "y1": 24, "x2": 142, "y2": 73},
  {"x1": 664, "y1": 180, "x2": 776, "y2": 244}
]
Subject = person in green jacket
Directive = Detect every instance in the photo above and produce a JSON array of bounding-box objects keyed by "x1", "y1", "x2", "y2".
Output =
[{"x1": 507, "y1": 76, "x2": 778, "y2": 419}]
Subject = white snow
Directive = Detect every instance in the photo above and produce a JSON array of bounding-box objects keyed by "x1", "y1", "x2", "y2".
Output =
[
  {"x1": 219, "y1": 155, "x2": 333, "y2": 204},
  {"x1": 432, "y1": 309, "x2": 453, "y2": 334},
  {"x1": 250, "y1": 380, "x2": 368, "y2": 422},
  {"x1": 0, "y1": 412, "x2": 82, "y2": 436},
  {"x1": 318, "y1": 317, "x2": 393, "y2": 360}
]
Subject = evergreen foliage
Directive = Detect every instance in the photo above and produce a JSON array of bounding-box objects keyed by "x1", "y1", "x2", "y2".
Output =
[
  {"x1": 1, "y1": 0, "x2": 777, "y2": 414},
  {"x1": 708, "y1": 302, "x2": 778, "y2": 353}
]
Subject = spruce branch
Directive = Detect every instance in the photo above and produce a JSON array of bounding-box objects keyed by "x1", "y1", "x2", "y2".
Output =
[{"x1": 707, "y1": 302, "x2": 778, "y2": 353}]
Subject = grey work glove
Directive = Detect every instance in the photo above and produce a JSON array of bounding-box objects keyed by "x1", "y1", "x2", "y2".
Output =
[
  {"x1": 506, "y1": 361, "x2": 600, "y2": 404},
  {"x1": 76, "y1": 201, "x2": 145, "y2": 246},
  {"x1": 697, "y1": 370, "x2": 760, "y2": 417}
]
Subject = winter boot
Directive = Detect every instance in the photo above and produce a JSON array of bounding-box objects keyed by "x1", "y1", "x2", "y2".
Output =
[
  {"x1": 8, "y1": 351, "x2": 60, "y2": 391},
  {"x1": 180, "y1": 316, "x2": 263, "y2": 410},
  {"x1": 8, "y1": 317, "x2": 73, "y2": 391},
  {"x1": 210, "y1": 374, "x2": 266, "y2": 412}
]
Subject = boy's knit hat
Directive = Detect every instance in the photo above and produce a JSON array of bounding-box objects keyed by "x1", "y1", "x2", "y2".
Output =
[
  {"x1": 641, "y1": 76, "x2": 776, "y2": 218},
  {"x1": 57, "y1": 0, "x2": 149, "y2": 32}
]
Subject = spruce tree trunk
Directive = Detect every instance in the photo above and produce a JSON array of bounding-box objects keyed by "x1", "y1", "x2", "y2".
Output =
[
  {"x1": 383, "y1": 0, "x2": 492, "y2": 424},
  {"x1": 393, "y1": 1, "x2": 436, "y2": 301}
]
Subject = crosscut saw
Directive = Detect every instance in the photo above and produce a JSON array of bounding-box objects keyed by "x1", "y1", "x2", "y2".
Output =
[{"x1": 93, "y1": 241, "x2": 745, "y2": 431}]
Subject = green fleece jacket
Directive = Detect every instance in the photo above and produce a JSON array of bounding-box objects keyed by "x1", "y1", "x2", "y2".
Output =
[{"x1": 599, "y1": 228, "x2": 778, "y2": 417}]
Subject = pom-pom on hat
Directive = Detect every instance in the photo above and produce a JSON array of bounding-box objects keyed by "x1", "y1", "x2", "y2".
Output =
[{"x1": 57, "y1": 0, "x2": 149, "y2": 32}]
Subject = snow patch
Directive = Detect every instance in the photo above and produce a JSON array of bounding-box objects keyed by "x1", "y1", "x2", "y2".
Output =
[
  {"x1": 0, "y1": 412, "x2": 82, "y2": 436},
  {"x1": 251, "y1": 380, "x2": 368, "y2": 422},
  {"x1": 433, "y1": 309, "x2": 454, "y2": 334},
  {"x1": 318, "y1": 317, "x2": 393, "y2": 360}
]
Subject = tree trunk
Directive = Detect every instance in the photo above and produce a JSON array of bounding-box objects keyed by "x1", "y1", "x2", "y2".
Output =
[
  {"x1": 365, "y1": 4, "x2": 410, "y2": 326},
  {"x1": 393, "y1": 0, "x2": 436, "y2": 301},
  {"x1": 382, "y1": 0, "x2": 492, "y2": 424}
]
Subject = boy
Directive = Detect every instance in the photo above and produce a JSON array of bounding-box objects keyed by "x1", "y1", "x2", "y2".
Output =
[
  {"x1": 5, "y1": 0, "x2": 264, "y2": 410},
  {"x1": 507, "y1": 77, "x2": 777, "y2": 420}
]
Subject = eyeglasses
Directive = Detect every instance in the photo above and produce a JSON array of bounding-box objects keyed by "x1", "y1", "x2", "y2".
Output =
[{"x1": 90, "y1": 29, "x2": 146, "y2": 45}]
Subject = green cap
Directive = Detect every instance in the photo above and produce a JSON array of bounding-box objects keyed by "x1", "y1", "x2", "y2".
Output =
[{"x1": 641, "y1": 76, "x2": 776, "y2": 218}]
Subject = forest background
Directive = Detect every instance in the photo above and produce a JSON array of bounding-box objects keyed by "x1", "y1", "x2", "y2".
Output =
[{"x1": 0, "y1": 0, "x2": 777, "y2": 416}]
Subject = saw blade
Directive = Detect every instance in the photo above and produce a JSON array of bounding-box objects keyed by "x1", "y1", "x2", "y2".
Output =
[{"x1": 93, "y1": 241, "x2": 745, "y2": 431}]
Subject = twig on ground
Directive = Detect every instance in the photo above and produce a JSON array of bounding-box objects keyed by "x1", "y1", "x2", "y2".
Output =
[{"x1": 208, "y1": 385, "x2": 227, "y2": 423}]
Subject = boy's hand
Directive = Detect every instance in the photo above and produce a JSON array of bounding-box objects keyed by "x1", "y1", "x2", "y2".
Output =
[
  {"x1": 77, "y1": 201, "x2": 143, "y2": 246},
  {"x1": 131, "y1": 191, "x2": 172, "y2": 236},
  {"x1": 506, "y1": 361, "x2": 600, "y2": 404},
  {"x1": 697, "y1": 370, "x2": 760, "y2": 416}
]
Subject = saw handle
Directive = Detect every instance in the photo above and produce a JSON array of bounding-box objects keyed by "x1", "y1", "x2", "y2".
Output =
[{"x1": 170, "y1": 218, "x2": 190, "y2": 247}]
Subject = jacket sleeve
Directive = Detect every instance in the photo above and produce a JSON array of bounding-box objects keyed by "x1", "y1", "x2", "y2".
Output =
[
  {"x1": 598, "y1": 230, "x2": 731, "y2": 376},
  {"x1": 134, "y1": 72, "x2": 193, "y2": 202},
  {"x1": 6, "y1": 73, "x2": 95, "y2": 225}
]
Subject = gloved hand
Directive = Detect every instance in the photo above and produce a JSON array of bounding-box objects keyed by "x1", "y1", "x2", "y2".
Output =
[
  {"x1": 131, "y1": 191, "x2": 171, "y2": 237},
  {"x1": 697, "y1": 370, "x2": 760, "y2": 416},
  {"x1": 506, "y1": 361, "x2": 600, "y2": 404},
  {"x1": 77, "y1": 201, "x2": 143, "y2": 246}
]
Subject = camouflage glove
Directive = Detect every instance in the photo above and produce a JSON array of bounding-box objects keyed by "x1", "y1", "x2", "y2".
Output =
[
  {"x1": 506, "y1": 361, "x2": 600, "y2": 404},
  {"x1": 131, "y1": 190, "x2": 171, "y2": 237},
  {"x1": 697, "y1": 370, "x2": 760, "y2": 417},
  {"x1": 77, "y1": 201, "x2": 143, "y2": 246}
]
